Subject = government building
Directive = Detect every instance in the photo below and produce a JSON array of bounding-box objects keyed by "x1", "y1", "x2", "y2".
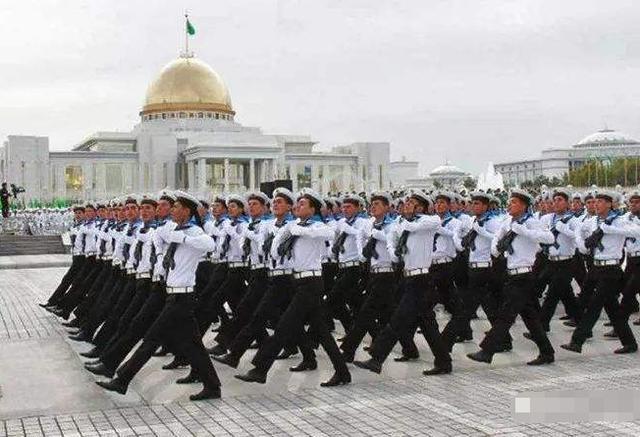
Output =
[
  {"x1": 495, "y1": 128, "x2": 640, "y2": 185},
  {"x1": 0, "y1": 52, "x2": 395, "y2": 202}
]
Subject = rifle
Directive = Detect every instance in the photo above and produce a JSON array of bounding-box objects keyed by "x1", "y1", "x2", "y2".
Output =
[
  {"x1": 541, "y1": 213, "x2": 573, "y2": 253},
  {"x1": 584, "y1": 212, "x2": 620, "y2": 253}
]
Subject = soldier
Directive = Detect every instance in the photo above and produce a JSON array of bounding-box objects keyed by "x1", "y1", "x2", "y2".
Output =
[
  {"x1": 353, "y1": 190, "x2": 452, "y2": 376},
  {"x1": 467, "y1": 189, "x2": 555, "y2": 366},
  {"x1": 561, "y1": 190, "x2": 638, "y2": 355}
]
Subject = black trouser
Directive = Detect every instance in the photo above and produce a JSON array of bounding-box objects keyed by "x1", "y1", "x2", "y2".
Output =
[
  {"x1": 480, "y1": 272, "x2": 554, "y2": 357},
  {"x1": 369, "y1": 274, "x2": 451, "y2": 368},
  {"x1": 195, "y1": 263, "x2": 229, "y2": 334},
  {"x1": 215, "y1": 268, "x2": 269, "y2": 350},
  {"x1": 431, "y1": 262, "x2": 460, "y2": 315},
  {"x1": 73, "y1": 261, "x2": 112, "y2": 322},
  {"x1": 57, "y1": 256, "x2": 99, "y2": 316},
  {"x1": 116, "y1": 293, "x2": 220, "y2": 389},
  {"x1": 80, "y1": 267, "x2": 126, "y2": 337},
  {"x1": 202, "y1": 267, "x2": 248, "y2": 335},
  {"x1": 100, "y1": 281, "x2": 167, "y2": 373},
  {"x1": 104, "y1": 278, "x2": 152, "y2": 348},
  {"x1": 326, "y1": 265, "x2": 363, "y2": 333},
  {"x1": 251, "y1": 276, "x2": 347, "y2": 376},
  {"x1": 576, "y1": 255, "x2": 596, "y2": 314},
  {"x1": 571, "y1": 253, "x2": 587, "y2": 292},
  {"x1": 453, "y1": 250, "x2": 470, "y2": 290},
  {"x1": 46, "y1": 255, "x2": 85, "y2": 305},
  {"x1": 194, "y1": 261, "x2": 213, "y2": 298},
  {"x1": 442, "y1": 267, "x2": 502, "y2": 349},
  {"x1": 620, "y1": 257, "x2": 640, "y2": 320},
  {"x1": 571, "y1": 265, "x2": 637, "y2": 348},
  {"x1": 227, "y1": 274, "x2": 316, "y2": 362},
  {"x1": 93, "y1": 275, "x2": 137, "y2": 349},
  {"x1": 340, "y1": 271, "x2": 395, "y2": 356},
  {"x1": 540, "y1": 259, "x2": 580, "y2": 330}
]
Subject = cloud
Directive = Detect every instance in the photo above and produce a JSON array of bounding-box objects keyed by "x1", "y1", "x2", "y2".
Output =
[{"x1": 1, "y1": 0, "x2": 639, "y2": 174}]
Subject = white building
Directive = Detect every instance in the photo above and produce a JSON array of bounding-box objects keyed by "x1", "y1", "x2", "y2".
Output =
[
  {"x1": 0, "y1": 53, "x2": 393, "y2": 202},
  {"x1": 495, "y1": 128, "x2": 640, "y2": 185}
]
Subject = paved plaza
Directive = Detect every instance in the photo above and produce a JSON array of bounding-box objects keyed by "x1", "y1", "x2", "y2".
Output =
[{"x1": 1, "y1": 266, "x2": 640, "y2": 436}]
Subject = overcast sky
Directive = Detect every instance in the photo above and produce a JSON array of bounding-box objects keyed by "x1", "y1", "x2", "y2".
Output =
[{"x1": 2, "y1": 0, "x2": 640, "y2": 175}]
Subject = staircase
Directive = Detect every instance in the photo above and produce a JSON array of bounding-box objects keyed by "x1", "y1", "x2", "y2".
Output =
[{"x1": 0, "y1": 235, "x2": 67, "y2": 256}]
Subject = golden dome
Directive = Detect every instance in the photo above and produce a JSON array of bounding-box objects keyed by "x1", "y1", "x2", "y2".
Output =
[{"x1": 141, "y1": 56, "x2": 234, "y2": 116}]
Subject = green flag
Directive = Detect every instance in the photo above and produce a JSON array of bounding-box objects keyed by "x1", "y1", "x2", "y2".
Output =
[{"x1": 186, "y1": 19, "x2": 195, "y2": 36}]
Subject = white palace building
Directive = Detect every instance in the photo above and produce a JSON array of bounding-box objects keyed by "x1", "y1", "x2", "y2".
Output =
[
  {"x1": 495, "y1": 128, "x2": 640, "y2": 185},
  {"x1": 0, "y1": 52, "x2": 394, "y2": 202}
]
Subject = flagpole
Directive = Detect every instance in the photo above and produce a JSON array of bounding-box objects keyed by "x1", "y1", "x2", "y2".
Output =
[{"x1": 185, "y1": 13, "x2": 189, "y2": 57}]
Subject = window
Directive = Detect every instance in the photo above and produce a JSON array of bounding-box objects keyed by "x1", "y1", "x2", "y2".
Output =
[
  {"x1": 215, "y1": 113, "x2": 219, "y2": 119},
  {"x1": 198, "y1": 112, "x2": 204, "y2": 118},
  {"x1": 179, "y1": 112, "x2": 186, "y2": 118},
  {"x1": 297, "y1": 165, "x2": 312, "y2": 189},
  {"x1": 162, "y1": 113, "x2": 167, "y2": 119},
  {"x1": 65, "y1": 166, "x2": 83, "y2": 196}
]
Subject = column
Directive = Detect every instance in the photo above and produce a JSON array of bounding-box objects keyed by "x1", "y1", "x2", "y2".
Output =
[
  {"x1": 342, "y1": 165, "x2": 350, "y2": 192},
  {"x1": 187, "y1": 160, "x2": 195, "y2": 190},
  {"x1": 322, "y1": 164, "x2": 330, "y2": 194},
  {"x1": 198, "y1": 158, "x2": 207, "y2": 193},
  {"x1": 224, "y1": 158, "x2": 230, "y2": 193},
  {"x1": 249, "y1": 158, "x2": 255, "y2": 190},
  {"x1": 311, "y1": 164, "x2": 320, "y2": 192},
  {"x1": 290, "y1": 162, "x2": 298, "y2": 192}
]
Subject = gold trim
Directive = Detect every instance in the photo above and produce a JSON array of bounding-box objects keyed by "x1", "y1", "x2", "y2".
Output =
[{"x1": 140, "y1": 102, "x2": 235, "y2": 116}]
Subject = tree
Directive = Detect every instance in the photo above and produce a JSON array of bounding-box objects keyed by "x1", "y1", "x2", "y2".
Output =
[{"x1": 462, "y1": 176, "x2": 477, "y2": 191}]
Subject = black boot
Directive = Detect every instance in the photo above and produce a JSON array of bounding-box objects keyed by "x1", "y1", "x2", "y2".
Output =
[
  {"x1": 62, "y1": 318, "x2": 80, "y2": 328},
  {"x1": 603, "y1": 329, "x2": 618, "y2": 338},
  {"x1": 189, "y1": 385, "x2": 221, "y2": 401},
  {"x1": 80, "y1": 347, "x2": 101, "y2": 358},
  {"x1": 207, "y1": 344, "x2": 227, "y2": 356},
  {"x1": 422, "y1": 363, "x2": 452, "y2": 375},
  {"x1": 527, "y1": 355, "x2": 554, "y2": 365},
  {"x1": 85, "y1": 362, "x2": 115, "y2": 378},
  {"x1": 353, "y1": 358, "x2": 382, "y2": 374},
  {"x1": 96, "y1": 378, "x2": 127, "y2": 395},
  {"x1": 614, "y1": 345, "x2": 638, "y2": 354},
  {"x1": 213, "y1": 353, "x2": 240, "y2": 369},
  {"x1": 69, "y1": 330, "x2": 91, "y2": 342},
  {"x1": 234, "y1": 368, "x2": 267, "y2": 384},
  {"x1": 320, "y1": 370, "x2": 351, "y2": 387},
  {"x1": 289, "y1": 360, "x2": 317, "y2": 372},
  {"x1": 152, "y1": 346, "x2": 168, "y2": 357},
  {"x1": 275, "y1": 348, "x2": 298, "y2": 360},
  {"x1": 467, "y1": 350, "x2": 493, "y2": 364},
  {"x1": 560, "y1": 342, "x2": 582, "y2": 353},
  {"x1": 393, "y1": 352, "x2": 419, "y2": 362}
]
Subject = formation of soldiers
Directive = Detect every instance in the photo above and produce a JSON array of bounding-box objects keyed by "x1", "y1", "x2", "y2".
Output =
[
  {"x1": 0, "y1": 208, "x2": 74, "y2": 235},
  {"x1": 38, "y1": 185, "x2": 640, "y2": 401}
]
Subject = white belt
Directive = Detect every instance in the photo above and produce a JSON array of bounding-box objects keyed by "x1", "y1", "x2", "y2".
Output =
[
  {"x1": 84, "y1": 253, "x2": 95, "y2": 258},
  {"x1": 339, "y1": 261, "x2": 360, "y2": 269},
  {"x1": 126, "y1": 268, "x2": 136, "y2": 275},
  {"x1": 432, "y1": 257, "x2": 453, "y2": 265},
  {"x1": 209, "y1": 258, "x2": 222, "y2": 264},
  {"x1": 469, "y1": 261, "x2": 491, "y2": 269},
  {"x1": 112, "y1": 259, "x2": 121, "y2": 266},
  {"x1": 404, "y1": 267, "x2": 429, "y2": 277},
  {"x1": 166, "y1": 286, "x2": 194, "y2": 294},
  {"x1": 228, "y1": 261, "x2": 248, "y2": 269},
  {"x1": 371, "y1": 266, "x2": 394, "y2": 274},
  {"x1": 251, "y1": 263, "x2": 266, "y2": 270},
  {"x1": 101, "y1": 255, "x2": 113, "y2": 261},
  {"x1": 268, "y1": 269, "x2": 293, "y2": 277},
  {"x1": 594, "y1": 259, "x2": 620, "y2": 267},
  {"x1": 293, "y1": 270, "x2": 322, "y2": 279},
  {"x1": 627, "y1": 251, "x2": 640, "y2": 258},
  {"x1": 507, "y1": 267, "x2": 533, "y2": 276},
  {"x1": 548, "y1": 255, "x2": 573, "y2": 262},
  {"x1": 136, "y1": 272, "x2": 151, "y2": 279}
]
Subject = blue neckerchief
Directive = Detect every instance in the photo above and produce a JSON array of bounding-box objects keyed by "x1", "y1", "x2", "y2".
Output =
[
  {"x1": 262, "y1": 213, "x2": 274, "y2": 220},
  {"x1": 302, "y1": 214, "x2": 324, "y2": 224},
  {"x1": 203, "y1": 212, "x2": 213, "y2": 223},
  {"x1": 143, "y1": 219, "x2": 158, "y2": 228},
  {"x1": 514, "y1": 212, "x2": 532, "y2": 224},
  {"x1": 374, "y1": 213, "x2": 394, "y2": 227},
  {"x1": 451, "y1": 211, "x2": 461, "y2": 219},
  {"x1": 334, "y1": 213, "x2": 344, "y2": 220},
  {"x1": 187, "y1": 216, "x2": 198, "y2": 226},
  {"x1": 344, "y1": 214, "x2": 359, "y2": 226},
  {"x1": 129, "y1": 218, "x2": 143, "y2": 229},
  {"x1": 598, "y1": 209, "x2": 622, "y2": 225},
  {"x1": 388, "y1": 211, "x2": 398, "y2": 220}
]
